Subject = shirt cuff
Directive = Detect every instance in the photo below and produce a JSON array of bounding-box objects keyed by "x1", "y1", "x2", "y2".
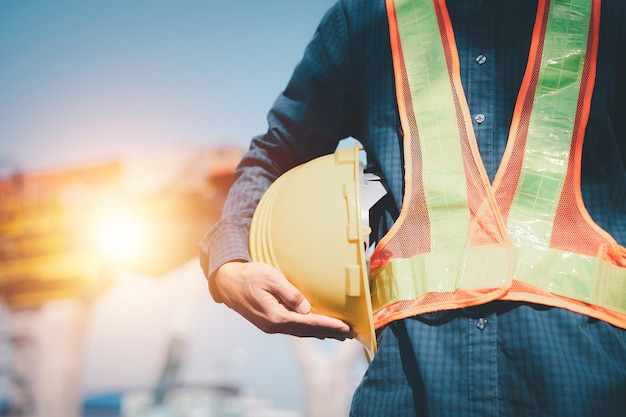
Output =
[{"x1": 199, "y1": 223, "x2": 252, "y2": 303}]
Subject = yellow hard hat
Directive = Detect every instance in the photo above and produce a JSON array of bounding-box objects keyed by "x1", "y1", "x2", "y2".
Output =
[{"x1": 249, "y1": 144, "x2": 386, "y2": 358}]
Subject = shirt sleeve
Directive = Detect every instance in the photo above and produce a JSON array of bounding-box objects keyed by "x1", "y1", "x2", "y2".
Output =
[{"x1": 199, "y1": 1, "x2": 359, "y2": 301}]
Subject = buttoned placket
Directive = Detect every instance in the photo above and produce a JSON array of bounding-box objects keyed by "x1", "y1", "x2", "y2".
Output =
[
  {"x1": 472, "y1": 55, "x2": 487, "y2": 125},
  {"x1": 470, "y1": 46, "x2": 492, "y2": 138},
  {"x1": 459, "y1": 4, "x2": 500, "y2": 416},
  {"x1": 458, "y1": 0, "x2": 497, "y2": 181},
  {"x1": 468, "y1": 309, "x2": 499, "y2": 417}
]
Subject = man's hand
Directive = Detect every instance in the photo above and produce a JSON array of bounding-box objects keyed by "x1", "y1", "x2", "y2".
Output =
[{"x1": 213, "y1": 261, "x2": 354, "y2": 341}]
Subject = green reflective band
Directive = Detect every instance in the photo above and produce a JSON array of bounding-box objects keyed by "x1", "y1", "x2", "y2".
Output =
[
  {"x1": 507, "y1": 0, "x2": 591, "y2": 248},
  {"x1": 370, "y1": 245, "x2": 513, "y2": 312},
  {"x1": 376, "y1": 0, "x2": 626, "y2": 321},
  {"x1": 514, "y1": 247, "x2": 626, "y2": 313},
  {"x1": 371, "y1": 246, "x2": 626, "y2": 314},
  {"x1": 394, "y1": 0, "x2": 470, "y2": 251}
]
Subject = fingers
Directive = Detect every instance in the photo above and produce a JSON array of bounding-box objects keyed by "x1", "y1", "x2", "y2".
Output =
[
  {"x1": 249, "y1": 278, "x2": 353, "y2": 339},
  {"x1": 255, "y1": 291, "x2": 353, "y2": 338},
  {"x1": 213, "y1": 261, "x2": 355, "y2": 341},
  {"x1": 279, "y1": 311, "x2": 355, "y2": 340},
  {"x1": 264, "y1": 270, "x2": 311, "y2": 314}
]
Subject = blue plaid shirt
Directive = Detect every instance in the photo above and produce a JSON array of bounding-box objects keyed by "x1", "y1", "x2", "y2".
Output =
[{"x1": 201, "y1": 0, "x2": 626, "y2": 415}]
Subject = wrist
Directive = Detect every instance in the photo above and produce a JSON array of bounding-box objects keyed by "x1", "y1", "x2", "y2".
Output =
[{"x1": 210, "y1": 260, "x2": 247, "y2": 303}]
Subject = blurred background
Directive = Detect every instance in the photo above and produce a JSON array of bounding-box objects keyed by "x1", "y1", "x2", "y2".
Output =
[{"x1": 0, "y1": 1, "x2": 369, "y2": 416}]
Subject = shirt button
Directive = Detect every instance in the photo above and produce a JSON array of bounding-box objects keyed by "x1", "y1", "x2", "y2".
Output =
[
  {"x1": 475, "y1": 54, "x2": 487, "y2": 65},
  {"x1": 476, "y1": 317, "x2": 488, "y2": 330},
  {"x1": 474, "y1": 113, "x2": 486, "y2": 124}
]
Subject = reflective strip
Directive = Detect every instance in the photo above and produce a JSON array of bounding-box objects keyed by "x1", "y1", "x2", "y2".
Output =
[
  {"x1": 371, "y1": 245, "x2": 513, "y2": 311},
  {"x1": 507, "y1": 0, "x2": 592, "y2": 248},
  {"x1": 394, "y1": 0, "x2": 470, "y2": 252},
  {"x1": 374, "y1": 0, "x2": 626, "y2": 320},
  {"x1": 515, "y1": 246, "x2": 626, "y2": 314},
  {"x1": 371, "y1": 245, "x2": 626, "y2": 315}
]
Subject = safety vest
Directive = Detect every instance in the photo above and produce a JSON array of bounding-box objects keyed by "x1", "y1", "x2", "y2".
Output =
[{"x1": 369, "y1": 0, "x2": 626, "y2": 330}]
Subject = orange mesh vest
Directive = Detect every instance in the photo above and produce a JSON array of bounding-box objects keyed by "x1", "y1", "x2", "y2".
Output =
[{"x1": 369, "y1": 0, "x2": 626, "y2": 330}]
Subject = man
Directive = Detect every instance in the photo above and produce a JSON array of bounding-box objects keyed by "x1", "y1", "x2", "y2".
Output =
[{"x1": 200, "y1": 0, "x2": 626, "y2": 415}]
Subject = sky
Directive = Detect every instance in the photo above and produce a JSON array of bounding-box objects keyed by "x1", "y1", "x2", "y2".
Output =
[
  {"x1": 0, "y1": 0, "x2": 337, "y2": 174},
  {"x1": 0, "y1": 0, "x2": 373, "y2": 413}
]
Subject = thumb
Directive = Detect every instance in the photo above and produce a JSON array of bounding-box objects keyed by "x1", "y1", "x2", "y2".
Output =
[
  {"x1": 269, "y1": 271, "x2": 311, "y2": 314},
  {"x1": 295, "y1": 297, "x2": 311, "y2": 314}
]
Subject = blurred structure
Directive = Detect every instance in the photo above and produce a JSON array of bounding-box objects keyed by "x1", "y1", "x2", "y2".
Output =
[
  {"x1": 291, "y1": 339, "x2": 363, "y2": 417},
  {"x1": 0, "y1": 146, "x2": 242, "y2": 417},
  {"x1": 0, "y1": 145, "x2": 367, "y2": 417},
  {"x1": 0, "y1": 146, "x2": 242, "y2": 306}
]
